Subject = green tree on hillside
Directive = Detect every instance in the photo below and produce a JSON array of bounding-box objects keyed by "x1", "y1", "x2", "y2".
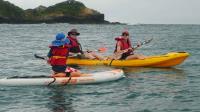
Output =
[
  {"x1": 45, "y1": 0, "x2": 86, "y2": 16},
  {"x1": 0, "y1": 0, "x2": 24, "y2": 19}
]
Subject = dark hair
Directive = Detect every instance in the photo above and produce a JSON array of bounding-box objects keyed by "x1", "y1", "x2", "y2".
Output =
[
  {"x1": 68, "y1": 29, "x2": 80, "y2": 36},
  {"x1": 122, "y1": 31, "x2": 129, "y2": 36},
  {"x1": 122, "y1": 33, "x2": 129, "y2": 36}
]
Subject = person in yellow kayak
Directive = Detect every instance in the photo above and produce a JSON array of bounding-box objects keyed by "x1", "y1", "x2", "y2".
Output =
[
  {"x1": 47, "y1": 33, "x2": 89, "y2": 77},
  {"x1": 67, "y1": 29, "x2": 105, "y2": 60},
  {"x1": 112, "y1": 31, "x2": 147, "y2": 60}
]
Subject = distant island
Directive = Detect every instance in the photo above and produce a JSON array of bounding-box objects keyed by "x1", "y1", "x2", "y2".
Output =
[{"x1": 0, "y1": 0, "x2": 120, "y2": 24}]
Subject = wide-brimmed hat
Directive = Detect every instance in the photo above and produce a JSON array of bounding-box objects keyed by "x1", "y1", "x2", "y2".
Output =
[
  {"x1": 52, "y1": 33, "x2": 70, "y2": 46},
  {"x1": 68, "y1": 29, "x2": 80, "y2": 36}
]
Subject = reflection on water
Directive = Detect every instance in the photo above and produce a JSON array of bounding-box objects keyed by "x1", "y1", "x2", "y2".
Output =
[
  {"x1": 122, "y1": 67, "x2": 189, "y2": 103},
  {"x1": 47, "y1": 86, "x2": 75, "y2": 112},
  {"x1": 123, "y1": 67, "x2": 186, "y2": 80}
]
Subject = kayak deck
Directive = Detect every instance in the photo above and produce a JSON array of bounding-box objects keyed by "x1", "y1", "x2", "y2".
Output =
[
  {"x1": 67, "y1": 52, "x2": 189, "y2": 67},
  {"x1": 0, "y1": 69, "x2": 125, "y2": 86}
]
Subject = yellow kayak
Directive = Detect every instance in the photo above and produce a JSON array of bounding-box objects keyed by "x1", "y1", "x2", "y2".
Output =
[{"x1": 67, "y1": 52, "x2": 189, "y2": 67}]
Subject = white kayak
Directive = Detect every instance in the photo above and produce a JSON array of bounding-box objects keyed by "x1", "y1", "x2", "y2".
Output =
[{"x1": 0, "y1": 69, "x2": 124, "y2": 86}]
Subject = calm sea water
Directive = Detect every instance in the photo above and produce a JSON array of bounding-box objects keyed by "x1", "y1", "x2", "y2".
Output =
[{"x1": 0, "y1": 24, "x2": 199, "y2": 112}]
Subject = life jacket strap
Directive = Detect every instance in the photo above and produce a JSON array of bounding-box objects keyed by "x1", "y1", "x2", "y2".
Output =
[{"x1": 52, "y1": 56, "x2": 66, "y2": 59}]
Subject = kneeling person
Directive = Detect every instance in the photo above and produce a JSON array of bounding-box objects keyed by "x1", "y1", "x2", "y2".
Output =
[{"x1": 47, "y1": 33, "x2": 87, "y2": 77}]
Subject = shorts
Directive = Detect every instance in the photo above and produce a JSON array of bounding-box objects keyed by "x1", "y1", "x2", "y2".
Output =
[
  {"x1": 52, "y1": 65, "x2": 67, "y2": 73},
  {"x1": 120, "y1": 53, "x2": 134, "y2": 60}
]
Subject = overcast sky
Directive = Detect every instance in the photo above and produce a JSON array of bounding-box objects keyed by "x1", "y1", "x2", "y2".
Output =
[{"x1": 6, "y1": 0, "x2": 200, "y2": 24}]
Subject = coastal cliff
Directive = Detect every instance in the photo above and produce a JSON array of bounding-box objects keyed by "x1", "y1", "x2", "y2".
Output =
[{"x1": 0, "y1": 0, "x2": 109, "y2": 24}]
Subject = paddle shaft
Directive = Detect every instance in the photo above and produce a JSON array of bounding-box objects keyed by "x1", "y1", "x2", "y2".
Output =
[
  {"x1": 34, "y1": 54, "x2": 47, "y2": 60},
  {"x1": 34, "y1": 46, "x2": 107, "y2": 60},
  {"x1": 132, "y1": 38, "x2": 153, "y2": 50},
  {"x1": 112, "y1": 38, "x2": 153, "y2": 59}
]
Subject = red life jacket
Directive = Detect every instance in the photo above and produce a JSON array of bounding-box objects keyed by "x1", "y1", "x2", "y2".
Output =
[
  {"x1": 114, "y1": 36, "x2": 133, "y2": 55},
  {"x1": 67, "y1": 36, "x2": 82, "y2": 53},
  {"x1": 48, "y1": 45, "x2": 69, "y2": 66}
]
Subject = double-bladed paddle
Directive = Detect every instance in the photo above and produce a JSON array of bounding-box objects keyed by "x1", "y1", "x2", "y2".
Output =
[
  {"x1": 34, "y1": 47, "x2": 107, "y2": 60},
  {"x1": 110, "y1": 38, "x2": 153, "y2": 60}
]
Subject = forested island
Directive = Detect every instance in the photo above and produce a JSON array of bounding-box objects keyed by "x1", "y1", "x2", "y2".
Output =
[{"x1": 0, "y1": 0, "x2": 115, "y2": 24}]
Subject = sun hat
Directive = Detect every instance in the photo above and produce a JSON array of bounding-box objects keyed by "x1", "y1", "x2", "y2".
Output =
[
  {"x1": 52, "y1": 33, "x2": 70, "y2": 46},
  {"x1": 68, "y1": 29, "x2": 80, "y2": 36}
]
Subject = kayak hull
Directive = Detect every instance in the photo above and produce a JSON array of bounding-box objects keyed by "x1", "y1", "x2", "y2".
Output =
[
  {"x1": 67, "y1": 52, "x2": 189, "y2": 67},
  {"x1": 0, "y1": 69, "x2": 124, "y2": 86}
]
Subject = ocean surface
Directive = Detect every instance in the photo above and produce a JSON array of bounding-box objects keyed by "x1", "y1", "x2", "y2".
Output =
[{"x1": 0, "y1": 24, "x2": 199, "y2": 112}]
